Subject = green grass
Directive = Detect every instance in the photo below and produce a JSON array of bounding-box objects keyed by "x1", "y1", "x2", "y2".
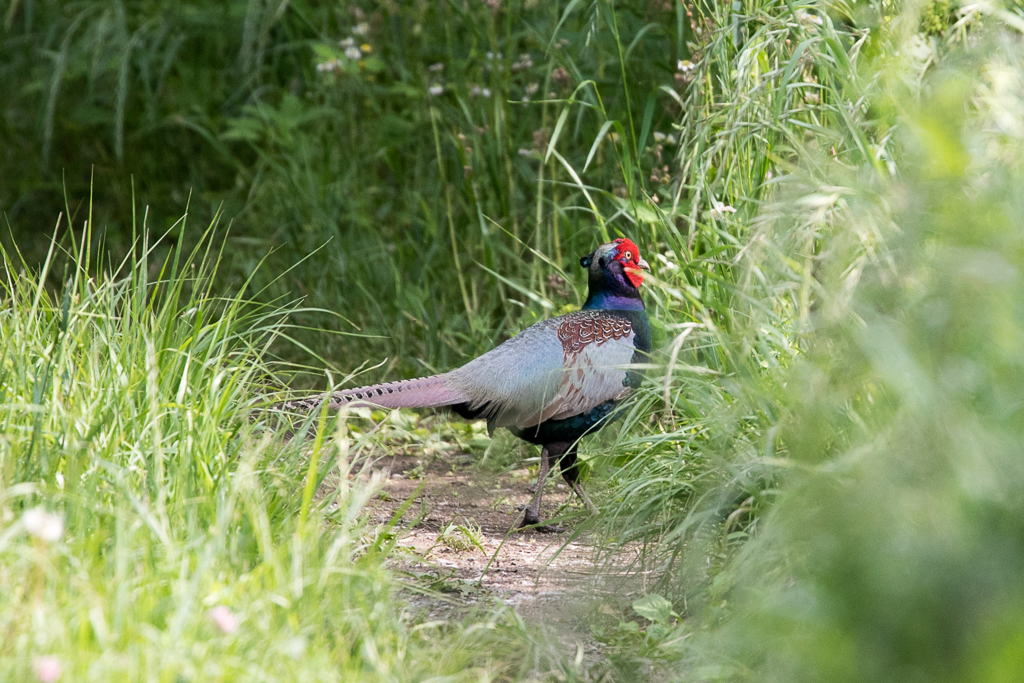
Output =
[
  {"x1": 7, "y1": 0, "x2": 1024, "y2": 681},
  {"x1": 1, "y1": 0, "x2": 726, "y2": 376},
  {"x1": 665, "y1": 27, "x2": 1024, "y2": 679},
  {"x1": 573, "y1": 2, "x2": 1024, "y2": 680},
  {"x1": 0, "y1": 217, "x2": 552, "y2": 680}
]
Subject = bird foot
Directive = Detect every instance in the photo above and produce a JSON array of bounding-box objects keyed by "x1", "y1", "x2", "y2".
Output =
[
  {"x1": 518, "y1": 521, "x2": 568, "y2": 533},
  {"x1": 516, "y1": 509, "x2": 567, "y2": 533}
]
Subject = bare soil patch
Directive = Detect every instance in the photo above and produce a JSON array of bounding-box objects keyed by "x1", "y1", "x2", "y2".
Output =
[{"x1": 366, "y1": 452, "x2": 644, "y2": 626}]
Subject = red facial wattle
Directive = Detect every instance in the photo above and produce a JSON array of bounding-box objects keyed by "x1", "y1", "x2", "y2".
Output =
[{"x1": 614, "y1": 238, "x2": 648, "y2": 288}]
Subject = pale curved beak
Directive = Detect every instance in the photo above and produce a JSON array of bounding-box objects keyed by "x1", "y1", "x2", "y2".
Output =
[{"x1": 637, "y1": 257, "x2": 651, "y2": 272}]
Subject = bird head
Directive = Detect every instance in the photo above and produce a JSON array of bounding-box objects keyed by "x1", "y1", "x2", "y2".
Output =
[{"x1": 579, "y1": 238, "x2": 651, "y2": 290}]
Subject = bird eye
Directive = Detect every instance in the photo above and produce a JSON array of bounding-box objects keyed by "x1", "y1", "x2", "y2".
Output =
[{"x1": 623, "y1": 251, "x2": 632, "y2": 261}]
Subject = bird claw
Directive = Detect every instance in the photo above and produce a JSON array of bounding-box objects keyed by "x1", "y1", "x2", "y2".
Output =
[{"x1": 516, "y1": 512, "x2": 567, "y2": 533}]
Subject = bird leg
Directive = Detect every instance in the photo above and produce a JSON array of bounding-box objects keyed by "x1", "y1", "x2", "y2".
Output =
[
  {"x1": 518, "y1": 444, "x2": 567, "y2": 533},
  {"x1": 558, "y1": 444, "x2": 599, "y2": 516}
]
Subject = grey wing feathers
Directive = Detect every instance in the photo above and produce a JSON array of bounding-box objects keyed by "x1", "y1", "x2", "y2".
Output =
[
  {"x1": 445, "y1": 318, "x2": 566, "y2": 429},
  {"x1": 445, "y1": 312, "x2": 637, "y2": 431},
  {"x1": 524, "y1": 336, "x2": 636, "y2": 425}
]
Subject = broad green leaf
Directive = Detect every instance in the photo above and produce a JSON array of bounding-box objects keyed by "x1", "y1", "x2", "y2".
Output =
[{"x1": 632, "y1": 594, "x2": 673, "y2": 623}]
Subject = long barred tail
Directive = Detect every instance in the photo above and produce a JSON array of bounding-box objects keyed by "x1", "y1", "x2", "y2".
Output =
[{"x1": 273, "y1": 373, "x2": 468, "y2": 415}]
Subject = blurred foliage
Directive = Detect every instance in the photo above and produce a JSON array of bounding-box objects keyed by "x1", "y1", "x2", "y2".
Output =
[
  {"x1": 686, "y1": 32, "x2": 1024, "y2": 679},
  {"x1": 587, "y1": 3, "x2": 1024, "y2": 681}
]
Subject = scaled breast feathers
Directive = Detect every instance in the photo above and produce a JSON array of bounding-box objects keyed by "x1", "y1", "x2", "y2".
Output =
[{"x1": 556, "y1": 311, "x2": 632, "y2": 358}]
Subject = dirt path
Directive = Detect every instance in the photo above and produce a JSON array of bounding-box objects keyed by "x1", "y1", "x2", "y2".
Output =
[{"x1": 365, "y1": 452, "x2": 643, "y2": 625}]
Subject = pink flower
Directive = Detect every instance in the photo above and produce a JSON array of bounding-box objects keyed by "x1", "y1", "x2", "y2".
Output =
[
  {"x1": 209, "y1": 605, "x2": 238, "y2": 634},
  {"x1": 32, "y1": 656, "x2": 62, "y2": 683}
]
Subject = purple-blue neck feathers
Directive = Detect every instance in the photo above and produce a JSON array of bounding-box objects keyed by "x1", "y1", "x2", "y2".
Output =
[
  {"x1": 582, "y1": 262, "x2": 646, "y2": 311},
  {"x1": 582, "y1": 290, "x2": 645, "y2": 311}
]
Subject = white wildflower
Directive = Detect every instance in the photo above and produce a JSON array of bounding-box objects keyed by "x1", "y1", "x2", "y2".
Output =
[
  {"x1": 518, "y1": 148, "x2": 532, "y2": 156},
  {"x1": 525, "y1": 82, "x2": 539, "y2": 95},
  {"x1": 32, "y1": 656, "x2": 62, "y2": 683},
  {"x1": 344, "y1": 46, "x2": 361, "y2": 60},
  {"x1": 512, "y1": 53, "x2": 533, "y2": 71},
  {"x1": 352, "y1": 22, "x2": 370, "y2": 36},
  {"x1": 795, "y1": 9, "x2": 823, "y2": 25},
  {"x1": 429, "y1": 84, "x2": 444, "y2": 96},
  {"x1": 677, "y1": 59, "x2": 696, "y2": 73},
  {"x1": 708, "y1": 200, "x2": 737, "y2": 219},
  {"x1": 340, "y1": 37, "x2": 355, "y2": 48},
  {"x1": 429, "y1": 62, "x2": 444, "y2": 72},
  {"x1": 653, "y1": 132, "x2": 666, "y2": 142},
  {"x1": 481, "y1": 87, "x2": 491, "y2": 98},
  {"x1": 667, "y1": 134, "x2": 677, "y2": 145},
  {"x1": 22, "y1": 507, "x2": 63, "y2": 542},
  {"x1": 209, "y1": 606, "x2": 239, "y2": 634}
]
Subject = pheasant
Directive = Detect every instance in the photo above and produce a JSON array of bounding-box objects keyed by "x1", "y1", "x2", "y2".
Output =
[{"x1": 278, "y1": 238, "x2": 652, "y2": 530}]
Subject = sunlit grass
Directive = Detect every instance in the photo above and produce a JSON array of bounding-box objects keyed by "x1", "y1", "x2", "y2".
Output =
[{"x1": 0, "y1": 214, "x2": 542, "y2": 681}]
